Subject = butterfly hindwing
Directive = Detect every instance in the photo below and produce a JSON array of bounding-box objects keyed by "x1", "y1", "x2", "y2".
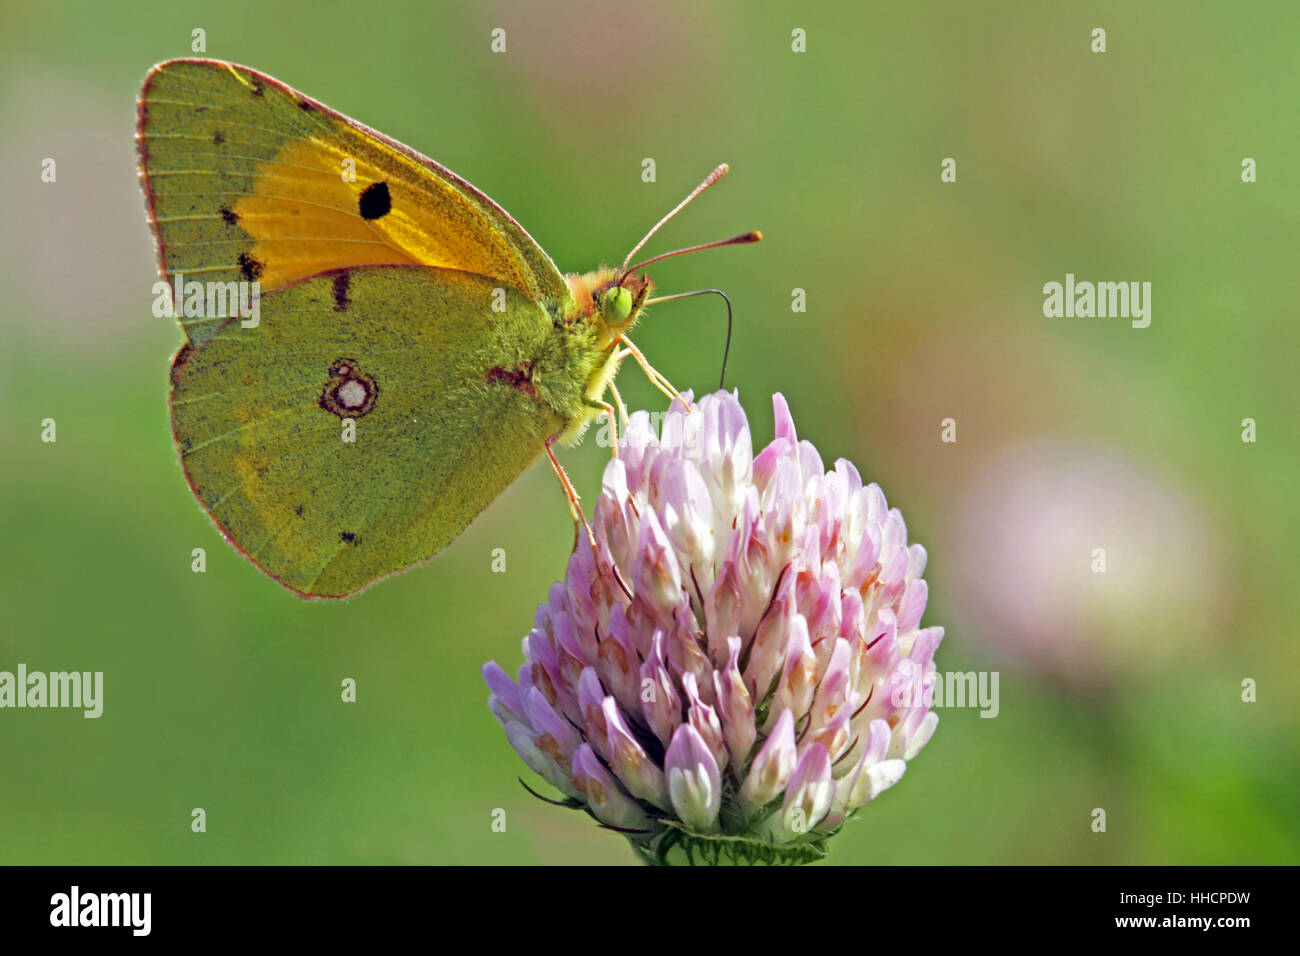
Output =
[
  {"x1": 170, "y1": 265, "x2": 563, "y2": 597},
  {"x1": 138, "y1": 59, "x2": 570, "y2": 347}
]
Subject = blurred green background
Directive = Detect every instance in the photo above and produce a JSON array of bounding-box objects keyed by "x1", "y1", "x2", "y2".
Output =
[{"x1": 2, "y1": 0, "x2": 1296, "y2": 865}]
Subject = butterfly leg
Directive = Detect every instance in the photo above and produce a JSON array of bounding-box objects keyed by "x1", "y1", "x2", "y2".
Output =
[
  {"x1": 585, "y1": 355, "x2": 631, "y2": 458},
  {"x1": 614, "y1": 334, "x2": 693, "y2": 413},
  {"x1": 607, "y1": 376, "x2": 630, "y2": 428},
  {"x1": 587, "y1": 398, "x2": 620, "y2": 457},
  {"x1": 545, "y1": 433, "x2": 596, "y2": 552}
]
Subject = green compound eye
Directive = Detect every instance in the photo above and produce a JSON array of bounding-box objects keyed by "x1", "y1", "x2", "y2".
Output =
[{"x1": 602, "y1": 286, "x2": 634, "y2": 324}]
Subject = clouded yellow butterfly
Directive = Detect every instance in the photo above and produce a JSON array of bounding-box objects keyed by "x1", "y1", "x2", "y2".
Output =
[{"x1": 137, "y1": 59, "x2": 758, "y2": 598}]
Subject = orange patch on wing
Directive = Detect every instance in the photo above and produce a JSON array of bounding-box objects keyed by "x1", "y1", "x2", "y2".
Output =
[
  {"x1": 231, "y1": 138, "x2": 418, "y2": 291},
  {"x1": 233, "y1": 134, "x2": 548, "y2": 295}
]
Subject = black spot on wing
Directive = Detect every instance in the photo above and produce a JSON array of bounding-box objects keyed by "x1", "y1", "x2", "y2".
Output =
[
  {"x1": 339, "y1": 531, "x2": 356, "y2": 544},
  {"x1": 220, "y1": 207, "x2": 239, "y2": 225},
  {"x1": 212, "y1": 130, "x2": 225, "y2": 145},
  {"x1": 358, "y1": 181, "x2": 391, "y2": 220},
  {"x1": 332, "y1": 272, "x2": 351, "y2": 312},
  {"x1": 237, "y1": 252, "x2": 264, "y2": 281}
]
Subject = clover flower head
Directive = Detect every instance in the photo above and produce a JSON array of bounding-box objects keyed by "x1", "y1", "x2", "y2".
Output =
[{"x1": 484, "y1": 391, "x2": 942, "y2": 864}]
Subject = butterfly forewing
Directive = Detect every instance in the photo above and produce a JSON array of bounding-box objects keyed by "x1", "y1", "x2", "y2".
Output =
[{"x1": 138, "y1": 59, "x2": 570, "y2": 347}]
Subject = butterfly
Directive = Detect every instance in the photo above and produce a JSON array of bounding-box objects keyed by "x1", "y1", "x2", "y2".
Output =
[{"x1": 137, "y1": 59, "x2": 759, "y2": 598}]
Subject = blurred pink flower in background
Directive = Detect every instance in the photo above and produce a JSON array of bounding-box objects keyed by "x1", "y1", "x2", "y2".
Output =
[
  {"x1": 949, "y1": 440, "x2": 1234, "y2": 691},
  {"x1": 485, "y1": 392, "x2": 943, "y2": 864},
  {"x1": 476, "y1": 0, "x2": 693, "y2": 114}
]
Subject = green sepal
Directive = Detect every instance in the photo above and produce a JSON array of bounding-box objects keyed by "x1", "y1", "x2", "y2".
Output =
[{"x1": 628, "y1": 819, "x2": 833, "y2": 866}]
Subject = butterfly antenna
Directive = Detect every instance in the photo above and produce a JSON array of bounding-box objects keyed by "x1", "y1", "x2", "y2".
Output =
[
  {"x1": 643, "y1": 289, "x2": 734, "y2": 390},
  {"x1": 624, "y1": 231, "x2": 761, "y2": 276},
  {"x1": 620, "y1": 163, "x2": 731, "y2": 279}
]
